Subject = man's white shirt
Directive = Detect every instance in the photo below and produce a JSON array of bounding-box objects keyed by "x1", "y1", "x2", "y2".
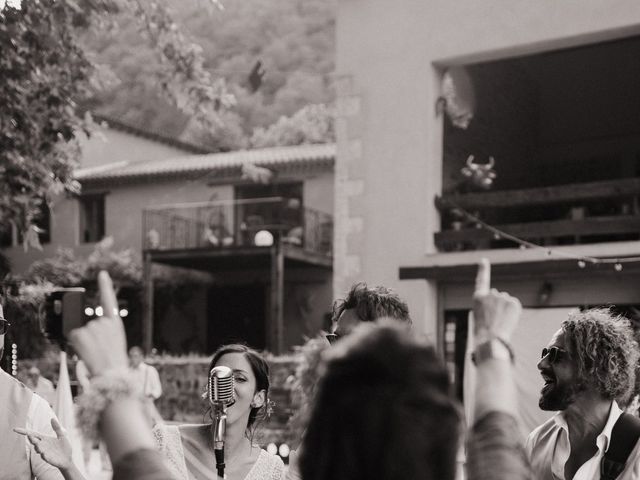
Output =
[
  {"x1": 26, "y1": 392, "x2": 64, "y2": 480},
  {"x1": 129, "y1": 362, "x2": 162, "y2": 399},
  {"x1": 526, "y1": 401, "x2": 640, "y2": 480}
]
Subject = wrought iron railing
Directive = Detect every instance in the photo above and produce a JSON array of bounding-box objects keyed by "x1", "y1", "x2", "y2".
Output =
[{"x1": 143, "y1": 197, "x2": 333, "y2": 256}]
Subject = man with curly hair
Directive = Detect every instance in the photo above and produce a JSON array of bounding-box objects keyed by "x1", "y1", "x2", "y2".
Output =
[
  {"x1": 329, "y1": 282, "x2": 411, "y2": 341},
  {"x1": 526, "y1": 308, "x2": 640, "y2": 480}
]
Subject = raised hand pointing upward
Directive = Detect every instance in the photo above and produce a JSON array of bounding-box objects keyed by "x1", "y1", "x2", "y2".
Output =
[{"x1": 472, "y1": 258, "x2": 522, "y2": 344}]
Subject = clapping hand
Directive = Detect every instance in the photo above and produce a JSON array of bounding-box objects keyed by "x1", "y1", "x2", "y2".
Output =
[{"x1": 472, "y1": 258, "x2": 522, "y2": 343}]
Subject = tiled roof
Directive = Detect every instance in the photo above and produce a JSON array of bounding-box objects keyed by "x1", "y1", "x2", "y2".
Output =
[
  {"x1": 75, "y1": 143, "x2": 335, "y2": 182},
  {"x1": 92, "y1": 113, "x2": 210, "y2": 154}
]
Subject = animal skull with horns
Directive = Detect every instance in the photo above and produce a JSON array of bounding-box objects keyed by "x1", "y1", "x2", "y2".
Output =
[{"x1": 460, "y1": 155, "x2": 497, "y2": 190}]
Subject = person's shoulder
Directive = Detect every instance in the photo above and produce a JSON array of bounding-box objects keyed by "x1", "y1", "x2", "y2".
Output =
[
  {"x1": 258, "y1": 448, "x2": 285, "y2": 475},
  {"x1": 153, "y1": 423, "x2": 183, "y2": 453},
  {"x1": 0, "y1": 368, "x2": 30, "y2": 391},
  {"x1": 153, "y1": 423, "x2": 180, "y2": 441},
  {"x1": 145, "y1": 362, "x2": 161, "y2": 373}
]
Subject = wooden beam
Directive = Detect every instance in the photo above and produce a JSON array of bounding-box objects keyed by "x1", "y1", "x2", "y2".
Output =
[
  {"x1": 435, "y1": 215, "x2": 640, "y2": 250},
  {"x1": 282, "y1": 243, "x2": 333, "y2": 268},
  {"x1": 400, "y1": 257, "x2": 640, "y2": 282},
  {"x1": 142, "y1": 252, "x2": 154, "y2": 354},
  {"x1": 438, "y1": 177, "x2": 640, "y2": 210},
  {"x1": 269, "y1": 239, "x2": 285, "y2": 354}
]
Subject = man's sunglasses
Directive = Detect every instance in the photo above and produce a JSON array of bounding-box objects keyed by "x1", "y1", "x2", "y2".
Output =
[
  {"x1": 325, "y1": 333, "x2": 340, "y2": 345},
  {"x1": 0, "y1": 317, "x2": 10, "y2": 335},
  {"x1": 541, "y1": 346, "x2": 567, "y2": 364}
]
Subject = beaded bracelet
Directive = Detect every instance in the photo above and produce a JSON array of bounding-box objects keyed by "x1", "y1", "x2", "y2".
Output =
[{"x1": 75, "y1": 370, "x2": 142, "y2": 442}]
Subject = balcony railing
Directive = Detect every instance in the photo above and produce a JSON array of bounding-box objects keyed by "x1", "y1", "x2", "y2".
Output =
[
  {"x1": 143, "y1": 197, "x2": 333, "y2": 256},
  {"x1": 435, "y1": 178, "x2": 640, "y2": 252}
]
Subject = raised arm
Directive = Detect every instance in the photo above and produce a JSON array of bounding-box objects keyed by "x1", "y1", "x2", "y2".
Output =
[{"x1": 466, "y1": 258, "x2": 531, "y2": 480}]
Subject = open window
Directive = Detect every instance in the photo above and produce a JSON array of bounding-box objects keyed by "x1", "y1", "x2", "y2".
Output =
[
  {"x1": 79, "y1": 194, "x2": 105, "y2": 243},
  {"x1": 438, "y1": 36, "x2": 640, "y2": 251}
]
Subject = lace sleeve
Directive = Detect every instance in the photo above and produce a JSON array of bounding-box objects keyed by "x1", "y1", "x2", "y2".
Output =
[
  {"x1": 151, "y1": 424, "x2": 190, "y2": 480},
  {"x1": 246, "y1": 450, "x2": 285, "y2": 480},
  {"x1": 271, "y1": 455, "x2": 285, "y2": 480}
]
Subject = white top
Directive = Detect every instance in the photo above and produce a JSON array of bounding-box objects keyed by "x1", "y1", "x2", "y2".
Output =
[
  {"x1": 526, "y1": 401, "x2": 640, "y2": 480},
  {"x1": 26, "y1": 392, "x2": 65, "y2": 480},
  {"x1": 130, "y1": 362, "x2": 162, "y2": 399},
  {"x1": 153, "y1": 424, "x2": 285, "y2": 480}
]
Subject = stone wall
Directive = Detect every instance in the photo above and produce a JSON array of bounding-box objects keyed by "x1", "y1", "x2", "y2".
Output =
[{"x1": 18, "y1": 353, "x2": 302, "y2": 447}]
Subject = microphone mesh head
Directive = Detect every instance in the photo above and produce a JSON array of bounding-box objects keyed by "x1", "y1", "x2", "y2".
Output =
[{"x1": 208, "y1": 365, "x2": 235, "y2": 405}]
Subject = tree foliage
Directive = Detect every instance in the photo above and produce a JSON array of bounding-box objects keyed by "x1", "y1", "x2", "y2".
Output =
[
  {"x1": 86, "y1": 0, "x2": 336, "y2": 149},
  {"x1": 0, "y1": 0, "x2": 232, "y2": 233},
  {"x1": 250, "y1": 104, "x2": 334, "y2": 148}
]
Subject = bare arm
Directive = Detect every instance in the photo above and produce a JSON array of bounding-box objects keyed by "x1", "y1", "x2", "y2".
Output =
[
  {"x1": 69, "y1": 272, "x2": 173, "y2": 478},
  {"x1": 471, "y1": 258, "x2": 520, "y2": 419},
  {"x1": 466, "y1": 259, "x2": 531, "y2": 480}
]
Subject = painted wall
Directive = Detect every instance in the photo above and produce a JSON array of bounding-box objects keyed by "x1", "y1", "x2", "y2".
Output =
[
  {"x1": 5, "y1": 129, "x2": 197, "y2": 272},
  {"x1": 5, "y1": 179, "x2": 233, "y2": 273},
  {"x1": 302, "y1": 171, "x2": 334, "y2": 215},
  {"x1": 335, "y1": 0, "x2": 640, "y2": 338}
]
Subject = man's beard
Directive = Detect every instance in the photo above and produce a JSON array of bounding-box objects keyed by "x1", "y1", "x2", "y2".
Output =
[{"x1": 539, "y1": 371, "x2": 583, "y2": 411}]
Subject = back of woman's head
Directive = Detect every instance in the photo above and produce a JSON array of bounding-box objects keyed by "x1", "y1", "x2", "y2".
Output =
[
  {"x1": 300, "y1": 320, "x2": 461, "y2": 480},
  {"x1": 208, "y1": 344, "x2": 270, "y2": 431}
]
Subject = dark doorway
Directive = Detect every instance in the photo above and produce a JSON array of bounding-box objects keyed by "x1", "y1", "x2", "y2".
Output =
[{"x1": 207, "y1": 284, "x2": 267, "y2": 352}]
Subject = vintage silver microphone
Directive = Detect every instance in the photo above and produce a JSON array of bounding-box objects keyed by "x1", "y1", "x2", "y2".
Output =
[{"x1": 207, "y1": 366, "x2": 235, "y2": 478}]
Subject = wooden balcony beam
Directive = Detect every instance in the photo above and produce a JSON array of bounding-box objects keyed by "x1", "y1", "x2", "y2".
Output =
[
  {"x1": 438, "y1": 178, "x2": 640, "y2": 210},
  {"x1": 435, "y1": 215, "x2": 640, "y2": 250}
]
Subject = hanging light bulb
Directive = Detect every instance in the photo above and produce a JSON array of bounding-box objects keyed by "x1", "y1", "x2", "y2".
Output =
[
  {"x1": 577, "y1": 260, "x2": 586, "y2": 269},
  {"x1": 614, "y1": 263, "x2": 623, "y2": 272}
]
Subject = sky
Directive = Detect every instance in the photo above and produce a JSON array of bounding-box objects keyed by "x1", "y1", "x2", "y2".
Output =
[{"x1": 0, "y1": 0, "x2": 21, "y2": 8}]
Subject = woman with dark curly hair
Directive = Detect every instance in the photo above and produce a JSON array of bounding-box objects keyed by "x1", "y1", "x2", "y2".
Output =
[
  {"x1": 153, "y1": 344, "x2": 285, "y2": 480},
  {"x1": 527, "y1": 308, "x2": 640, "y2": 480}
]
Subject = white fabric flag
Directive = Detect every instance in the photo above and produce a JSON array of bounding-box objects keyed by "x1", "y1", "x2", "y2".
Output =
[{"x1": 55, "y1": 351, "x2": 87, "y2": 476}]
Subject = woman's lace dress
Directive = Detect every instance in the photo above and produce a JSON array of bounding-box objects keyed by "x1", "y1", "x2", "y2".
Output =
[{"x1": 153, "y1": 424, "x2": 285, "y2": 480}]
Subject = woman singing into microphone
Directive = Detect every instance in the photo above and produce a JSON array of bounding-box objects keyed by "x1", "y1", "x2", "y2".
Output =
[{"x1": 153, "y1": 344, "x2": 285, "y2": 480}]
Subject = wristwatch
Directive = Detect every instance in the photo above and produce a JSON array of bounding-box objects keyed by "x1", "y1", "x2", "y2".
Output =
[{"x1": 471, "y1": 338, "x2": 514, "y2": 366}]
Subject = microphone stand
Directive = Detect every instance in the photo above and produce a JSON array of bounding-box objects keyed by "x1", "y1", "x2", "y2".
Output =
[{"x1": 213, "y1": 404, "x2": 227, "y2": 478}]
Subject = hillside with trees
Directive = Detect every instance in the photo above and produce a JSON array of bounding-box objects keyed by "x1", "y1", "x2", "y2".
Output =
[{"x1": 85, "y1": 0, "x2": 336, "y2": 151}]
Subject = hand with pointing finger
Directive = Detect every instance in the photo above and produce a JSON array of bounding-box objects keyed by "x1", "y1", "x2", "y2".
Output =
[
  {"x1": 69, "y1": 271, "x2": 128, "y2": 376},
  {"x1": 15, "y1": 417, "x2": 74, "y2": 473},
  {"x1": 472, "y1": 258, "x2": 522, "y2": 343}
]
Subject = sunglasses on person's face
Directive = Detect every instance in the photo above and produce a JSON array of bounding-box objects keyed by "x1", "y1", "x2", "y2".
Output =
[
  {"x1": 541, "y1": 346, "x2": 568, "y2": 364},
  {"x1": 325, "y1": 333, "x2": 340, "y2": 345},
  {"x1": 0, "y1": 317, "x2": 10, "y2": 335}
]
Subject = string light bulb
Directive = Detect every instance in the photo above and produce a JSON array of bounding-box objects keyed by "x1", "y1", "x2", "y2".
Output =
[
  {"x1": 577, "y1": 260, "x2": 586, "y2": 269},
  {"x1": 614, "y1": 263, "x2": 623, "y2": 272}
]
